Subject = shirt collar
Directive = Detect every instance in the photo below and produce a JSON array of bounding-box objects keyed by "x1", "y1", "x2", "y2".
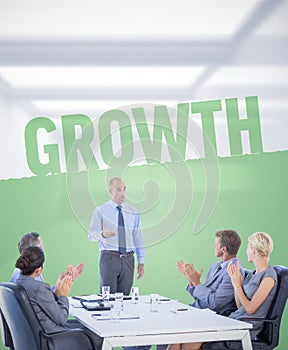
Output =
[
  {"x1": 221, "y1": 257, "x2": 238, "y2": 269},
  {"x1": 110, "y1": 199, "x2": 124, "y2": 209}
]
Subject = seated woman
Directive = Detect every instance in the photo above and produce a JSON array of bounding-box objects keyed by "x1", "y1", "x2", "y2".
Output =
[
  {"x1": 15, "y1": 246, "x2": 103, "y2": 350},
  {"x1": 167, "y1": 231, "x2": 278, "y2": 350}
]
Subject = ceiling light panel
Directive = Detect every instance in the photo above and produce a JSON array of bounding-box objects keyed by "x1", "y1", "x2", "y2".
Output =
[
  {"x1": 31, "y1": 99, "x2": 178, "y2": 113},
  {"x1": 0, "y1": 66, "x2": 206, "y2": 89},
  {"x1": 207, "y1": 66, "x2": 288, "y2": 86}
]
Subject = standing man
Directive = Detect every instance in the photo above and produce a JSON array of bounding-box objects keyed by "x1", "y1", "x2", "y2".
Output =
[
  {"x1": 88, "y1": 177, "x2": 145, "y2": 295},
  {"x1": 178, "y1": 229, "x2": 243, "y2": 316}
]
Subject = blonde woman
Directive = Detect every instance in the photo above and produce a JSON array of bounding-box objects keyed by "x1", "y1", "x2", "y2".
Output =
[{"x1": 167, "y1": 232, "x2": 278, "y2": 350}]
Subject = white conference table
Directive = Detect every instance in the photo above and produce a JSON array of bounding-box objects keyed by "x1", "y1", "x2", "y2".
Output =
[{"x1": 69, "y1": 295, "x2": 252, "y2": 350}]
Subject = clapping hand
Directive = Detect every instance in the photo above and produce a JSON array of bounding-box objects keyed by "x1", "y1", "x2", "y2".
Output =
[
  {"x1": 63, "y1": 263, "x2": 85, "y2": 281},
  {"x1": 71, "y1": 263, "x2": 85, "y2": 281},
  {"x1": 227, "y1": 261, "x2": 242, "y2": 288},
  {"x1": 177, "y1": 260, "x2": 203, "y2": 286},
  {"x1": 54, "y1": 262, "x2": 84, "y2": 296},
  {"x1": 177, "y1": 260, "x2": 188, "y2": 278},
  {"x1": 184, "y1": 262, "x2": 203, "y2": 287},
  {"x1": 55, "y1": 274, "x2": 73, "y2": 297},
  {"x1": 56, "y1": 274, "x2": 73, "y2": 297}
]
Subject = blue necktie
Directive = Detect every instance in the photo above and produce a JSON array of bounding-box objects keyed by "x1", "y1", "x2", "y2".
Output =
[{"x1": 117, "y1": 206, "x2": 126, "y2": 254}]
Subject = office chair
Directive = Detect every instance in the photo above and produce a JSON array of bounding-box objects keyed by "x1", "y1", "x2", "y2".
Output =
[
  {"x1": 0, "y1": 309, "x2": 14, "y2": 349},
  {"x1": 0, "y1": 282, "x2": 98, "y2": 350},
  {"x1": 202, "y1": 265, "x2": 288, "y2": 350}
]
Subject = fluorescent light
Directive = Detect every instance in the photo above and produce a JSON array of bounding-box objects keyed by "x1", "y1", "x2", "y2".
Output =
[
  {"x1": 207, "y1": 67, "x2": 288, "y2": 86},
  {"x1": 0, "y1": 66, "x2": 205, "y2": 89},
  {"x1": 31, "y1": 99, "x2": 178, "y2": 114},
  {"x1": 32, "y1": 100, "x2": 137, "y2": 113}
]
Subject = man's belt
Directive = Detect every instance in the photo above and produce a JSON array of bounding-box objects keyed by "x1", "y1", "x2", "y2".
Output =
[{"x1": 102, "y1": 250, "x2": 134, "y2": 258}]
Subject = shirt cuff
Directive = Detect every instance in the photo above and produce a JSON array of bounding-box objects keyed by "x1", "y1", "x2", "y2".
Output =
[
  {"x1": 137, "y1": 256, "x2": 145, "y2": 264},
  {"x1": 186, "y1": 284, "x2": 195, "y2": 296},
  {"x1": 88, "y1": 231, "x2": 102, "y2": 241},
  {"x1": 193, "y1": 283, "x2": 206, "y2": 299}
]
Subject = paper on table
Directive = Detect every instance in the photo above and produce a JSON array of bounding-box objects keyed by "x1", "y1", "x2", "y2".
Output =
[
  {"x1": 70, "y1": 301, "x2": 82, "y2": 308},
  {"x1": 92, "y1": 313, "x2": 140, "y2": 320},
  {"x1": 97, "y1": 294, "x2": 132, "y2": 301},
  {"x1": 143, "y1": 297, "x2": 172, "y2": 302}
]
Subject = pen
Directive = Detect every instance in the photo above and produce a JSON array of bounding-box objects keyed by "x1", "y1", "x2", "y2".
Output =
[{"x1": 170, "y1": 308, "x2": 189, "y2": 314}]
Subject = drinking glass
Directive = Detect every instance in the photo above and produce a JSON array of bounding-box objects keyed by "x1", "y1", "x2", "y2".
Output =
[
  {"x1": 131, "y1": 287, "x2": 139, "y2": 304},
  {"x1": 110, "y1": 302, "x2": 120, "y2": 322},
  {"x1": 150, "y1": 293, "x2": 159, "y2": 312},
  {"x1": 102, "y1": 286, "x2": 110, "y2": 304},
  {"x1": 115, "y1": 292, "x2": 124, "y2": 311}
]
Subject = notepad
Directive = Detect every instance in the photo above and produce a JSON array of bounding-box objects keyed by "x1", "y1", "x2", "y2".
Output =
[
  {"x1": 92, "y1": 313, "x2": 140, "y2": 320},
  {"x1": 97, "y1": 294, "x2": 132, "y2": 301}
]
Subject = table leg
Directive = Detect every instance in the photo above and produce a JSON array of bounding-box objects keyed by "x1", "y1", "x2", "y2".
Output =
[
  {"x1": 241, "y1": 330, "x2": 252, "y2": 350},
  {"x1": 102, "y1": 338, "x2": 113, "y2": 350}
]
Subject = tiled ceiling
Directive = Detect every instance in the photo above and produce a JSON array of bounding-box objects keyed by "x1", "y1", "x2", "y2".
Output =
[{"x1": 0, "y1": 0, "x2": 287, "y2": 116}]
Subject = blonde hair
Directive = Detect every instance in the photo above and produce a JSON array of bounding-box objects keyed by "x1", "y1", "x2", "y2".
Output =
[{"x1": 248, "y1": 232, "x2": 273, "y2": 259}]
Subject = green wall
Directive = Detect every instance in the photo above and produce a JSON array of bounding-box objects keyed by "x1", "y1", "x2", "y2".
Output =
[{"x1": 1, "y1": 150, "x2": 287, "y2": 349}]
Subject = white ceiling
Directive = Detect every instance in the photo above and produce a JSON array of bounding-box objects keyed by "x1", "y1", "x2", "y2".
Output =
[
  {"x1": 0, "y1": 0, "x2": 287, "y2": 116},
  {"x1": 0, "y1": 1, "x2": 262, "y2": 39}
]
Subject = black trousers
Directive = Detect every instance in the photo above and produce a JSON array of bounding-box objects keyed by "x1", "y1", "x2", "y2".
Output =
[{"x1": 99, "y1": 250, "x2": 135, "y2": 295}]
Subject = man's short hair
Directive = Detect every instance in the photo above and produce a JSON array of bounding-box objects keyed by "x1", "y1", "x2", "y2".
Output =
[
  {"x1": 216, "y1": 230, "x2": 241, "y2": 255},
  {"x1": 109, "y1": 177, "x2": 123, "y2": 189},
  {"x1": 18, "y1": 232, "x2": 41, "y2": 254}
]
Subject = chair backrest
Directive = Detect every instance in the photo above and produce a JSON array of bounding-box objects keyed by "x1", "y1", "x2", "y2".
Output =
[
  {"x1": 0, "y1": 282, "x2": 45, "y2": 350},
  {"x1": 0, "y1": 309, "x2": 14, "y2": 349},
  {"x1": 204, "y1": 265, "x2": 288, "y2": 350},
  {"x1": 256, "y1": 265, "x2": 288, "y2": 347}
]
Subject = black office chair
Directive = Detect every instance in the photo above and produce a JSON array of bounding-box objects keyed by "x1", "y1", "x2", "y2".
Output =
[
  {"x1": 202, "y1": 265, "x2": 288, "y2": 350},
  {"x1": 0, "y1": 282, "x2": 98, "y2": 350},
  {"x1": 0, "y1": 309, "x2": 14, "y2": 349}
]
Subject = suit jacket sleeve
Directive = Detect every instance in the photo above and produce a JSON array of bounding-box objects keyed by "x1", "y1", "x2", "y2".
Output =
[
  {"x1": 192, "y1": 271, "x2": 235, "y2": 312},
  {"x1": 35, "y1": 283, "x2": 69, "y2": 326},
  {"x1": 186, "y1": 284, "x2": 195, "y2": 297}
]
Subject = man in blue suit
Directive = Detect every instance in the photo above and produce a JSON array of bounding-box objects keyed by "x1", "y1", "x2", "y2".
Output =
[{"x1": 178, "y1": 229, "x2": 243, "y2": 316}]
